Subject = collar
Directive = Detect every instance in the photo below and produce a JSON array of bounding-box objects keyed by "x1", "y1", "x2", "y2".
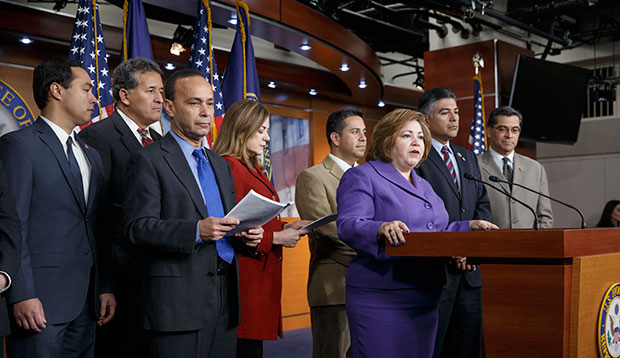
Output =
[
  {"x1": 40, "y1": 116, "x2": 73, "y2": 146},
  {"x1": 328, "y1": 153, "x2": 356, "y2": 172},
  {"x1": 431, "y1": 138, "x2": 452, "y2": 155},
  {"x1": 118, "y1": 108, "x2": 143, "y2": 132},
  {"x1": 489, "y1": 146, "x2": 515, "y2": 165},
  {"x1": 170, "y1": 129, "x2": 205, "y2": 160}
]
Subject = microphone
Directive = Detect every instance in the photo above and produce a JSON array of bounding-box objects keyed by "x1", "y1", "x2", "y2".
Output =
[
  {"x1": 463, "y1": 173, "x2": 540, "y2": 231},
  {"x1": 488, "y1": 175, "x2": 586, "y2": 229}
]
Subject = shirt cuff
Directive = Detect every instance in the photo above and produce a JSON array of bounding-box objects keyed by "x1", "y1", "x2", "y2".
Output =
[
  {"x1": 195, "y1": 222, "x2": 202, "y2": 245},
  {"x1": 0, "y1": 271, "x2": 12, "y2": 294}
]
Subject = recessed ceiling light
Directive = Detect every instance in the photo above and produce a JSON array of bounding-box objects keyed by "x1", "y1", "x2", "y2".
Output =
[
  {"x1": 340, "y1": 63, "x2": 350, "y2": 72},
  {"x1": 165, "y1": 63, "x2": 176, "y2": 71},
  {"x1": 309, "y1": 89, "x2": 317, "y2": 96},
  {"x1": 267, "y1": 81, "x2": 276, "y2": 89},
  {"x1": 299, "y1": 43, "x2": 312, "y2": 51},
  {"x1": 358, "y1": 80, "x2": 367, "y2": 89},
  {"x1": 378, "y1": 100, "x2": 385, "y2": 107},
  {"x1": 19, "y1": 37, "x2": 33, "y2": 45},
  {"x1": 228, "y1": 14, "x2": 238, "y2": 25}
]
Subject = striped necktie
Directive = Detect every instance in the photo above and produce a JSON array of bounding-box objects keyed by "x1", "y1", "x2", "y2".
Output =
[
  {"x1": 441, "y1": 145, "x2": 459, "y2": 190},
  {"x1": 137, "y1": 128, "x2": 153, "y2": 148}
]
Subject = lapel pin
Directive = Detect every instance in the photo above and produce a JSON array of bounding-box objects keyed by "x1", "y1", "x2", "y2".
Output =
[
  {"x1": 456, "y1": 152, "x2": 466, "y2": 161},
  {"x1": 519, "y1": 167, "x2": 523, "y2": 171}
]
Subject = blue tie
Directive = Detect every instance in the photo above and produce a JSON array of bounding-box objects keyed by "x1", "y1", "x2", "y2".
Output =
[
  {"x1": 192, "y1": 148, "x2": 234, "y2": 264},
  {"x1": 66, "y1": 136, "x2": 85, "y2": 206}
]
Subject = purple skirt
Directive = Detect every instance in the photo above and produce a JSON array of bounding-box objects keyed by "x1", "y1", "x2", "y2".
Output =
[{"x1": 346, "y1": 285, "x2": 442, "y2": 358}]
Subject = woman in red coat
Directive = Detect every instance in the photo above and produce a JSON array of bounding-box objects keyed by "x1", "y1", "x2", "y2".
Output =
[{"x1": 213, "y1": 99, "x2": 310, "y2": 358}]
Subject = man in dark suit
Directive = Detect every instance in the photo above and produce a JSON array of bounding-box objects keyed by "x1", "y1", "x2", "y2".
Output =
[
  {"x1": 416, "y1": 87, "x2": 491, "y2": 358},
  {"x1": 0, "y1": 160, "x2": 21, "y2": 350},
  {"x1": 123, "y1": 69, "x2": 263, "y2": 358},
  {"x1": 0, "y1": 58, "x2": 115, "y2": 358},
  {"x1": 79, "y1": 57, "x2": 164, "y2": 358}
]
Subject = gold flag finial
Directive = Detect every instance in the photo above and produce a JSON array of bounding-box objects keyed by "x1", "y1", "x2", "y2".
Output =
[{"x1": 473, "y1": 52, "x2": 484, "y2": 75}]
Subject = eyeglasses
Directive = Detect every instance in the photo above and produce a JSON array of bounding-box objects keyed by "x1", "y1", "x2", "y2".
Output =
[{"x1": 492, "y1": 125, "x2": 521, "y2": 135}]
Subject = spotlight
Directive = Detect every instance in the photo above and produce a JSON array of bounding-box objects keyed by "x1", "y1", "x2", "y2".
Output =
[
  {"x1": 299, "y1": 43, "x2": 312, "y2": 51},
  {"x1": 170, "y1": 25, "x2": 193, "y2": 56},
  {"x1": 309, "y1": 89, "x2": 317, "y2": 96},
  {"x1": 358, "y1": 80, "x2": 367, "y2": 89},
  {"x1": 165, "y1": 63, "x2": 176, "y2": 71},
  {"x1": 378, "y1": 100, "x2": 385, "y2": 107},
  {"x1": 413, "y1": 74, "x2": 424, "y2": 90},
  {"x1": 340, "y1": 63, "x2": 350, "y2": 72},
  {"x1": 19, "y1": 37, "x2": 33, "y2": 45},
  {"x1": 267, "y1": 81, "x2": 276, "y2": 89}
]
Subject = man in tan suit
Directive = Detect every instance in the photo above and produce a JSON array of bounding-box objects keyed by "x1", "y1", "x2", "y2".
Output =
[
  {"x1": 295, "y1": 109, "x2": 367, "y2": 358},
  {"x1": 477, "y1": 106, "x2": 553, "y2": 228}
]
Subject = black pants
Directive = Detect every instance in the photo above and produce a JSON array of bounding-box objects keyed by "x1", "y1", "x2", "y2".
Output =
[{"x1": 236, "y1": 338, "x2": 263, "y2": 358}]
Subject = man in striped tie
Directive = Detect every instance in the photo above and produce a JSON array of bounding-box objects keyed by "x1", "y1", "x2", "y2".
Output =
[
  {"x1": 415, "y1": 87, "x2": 491, "y2": 358},
  {"x1": 79, "y1": 57, "x2": 164, "y2": 358}
]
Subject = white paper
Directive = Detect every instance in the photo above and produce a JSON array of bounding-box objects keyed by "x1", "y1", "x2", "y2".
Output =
[
  {"x1": 225, "y1": 189, "x2": 291, "y2": 234},
  {"x1": 302, "y1": 213, "x2": 338, "y2": 231}
]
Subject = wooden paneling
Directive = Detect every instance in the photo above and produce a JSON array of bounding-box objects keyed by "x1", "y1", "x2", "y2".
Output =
[
  {"x1": 424, "y1": 40, "x2": 533, "y2": 149},
  {"x1": 570, "y1": 253, "x2": 620, "y2": 357},
  {"x1": 280, "y1": 217, "x2": 312, "y2": 331},
  {"x1": 482, "y1": 264, "x2": 571, "y2": 357}
]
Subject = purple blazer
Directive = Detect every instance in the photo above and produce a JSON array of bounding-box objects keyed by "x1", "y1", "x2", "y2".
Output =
[{"x1": 337, "y1": 160, "x2": 469, "y2": 290}]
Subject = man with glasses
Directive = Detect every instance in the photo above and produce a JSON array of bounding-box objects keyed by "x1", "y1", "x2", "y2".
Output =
[{"x1": 477, "y1": 106, "x2": 553, "y2": 229}]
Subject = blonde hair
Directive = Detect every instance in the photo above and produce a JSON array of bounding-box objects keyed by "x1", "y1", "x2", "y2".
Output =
[
  {"x1": 213, "y1": 99, "x2": 269, "y2": 170},
  {"x1": 366, "y1": 109, "x2": 432, "y2": 167}
]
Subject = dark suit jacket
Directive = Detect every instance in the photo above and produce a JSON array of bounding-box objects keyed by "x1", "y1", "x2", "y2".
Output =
[
  {"x1": 80, "y1": 111, "x2": 162, "y2": 277},
  {"x1": 416, "y1": 143, "x2": 491, "y2": 287},
  {"x1": 123, "y1": 133, "x2": 240, "y2": 332},
  {"x1": 0, "y1": 160, "x2": 21, "y2": 335},
  {"x1": 0, "y1": 118, "x2": 111, "y2": 324}
]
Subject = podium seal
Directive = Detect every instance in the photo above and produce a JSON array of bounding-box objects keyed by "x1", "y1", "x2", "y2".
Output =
[{"x1": 599, "y1": 283, "x2": 620, "y2": 358}]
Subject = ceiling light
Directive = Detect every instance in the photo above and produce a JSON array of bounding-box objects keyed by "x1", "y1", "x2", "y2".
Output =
[
  {"x1": 228, "y1": 13, "x2": 238, "y2": 26},
  {"x1": 170, "y1": 25, "x2": 193, "y2": 56},
  {"x1": 358, "y1": 80, "x2": 367, "y2": 89},
  {"x1": 413, "y1": 74, "x2": 424, "y2": 90},
  {"x1": 340, "y1": 63, "x2": 350, "y2": 72},
  {"x1": 309, "y1": 89, "x2": 317, "y2": 96},
  {"x1": 378, "y1": 100, "x2": 385, "y2": 107},
  {"x1": 299, "y1": 43, "x2": 312, "y2": 51},
  {"x1": 267, "y1": 81, "x2": 276, "y2": 89},
  {"x1": 19, "y1": 37, "x2": 33, "y2": 45},
  {"x1": 165, "y1": 63, "x2": 176, "y2": 71}
]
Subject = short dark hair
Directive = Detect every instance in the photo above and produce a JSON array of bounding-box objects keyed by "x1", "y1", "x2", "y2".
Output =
[
  {"x1": 417, "y1": 87, "x2": 456, "y2": 116},
  {"x1": 164, "y1": 69, "x2": 204, "y2": 101},
  {"x1": 326, "y1": 108, "x2": 363, "y2": 147},
  {"x1": 112, "y1": 57, "x2": 162, "y2": 101},
  {"x1": 487, "y1": 106, "x2": 523, "y2": 128},
  {"x1": 33, "y1": 58, "x2": 83, "y2": 110}
]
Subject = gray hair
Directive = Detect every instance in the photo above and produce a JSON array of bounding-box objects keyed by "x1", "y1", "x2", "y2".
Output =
[
  {"x1": 112, "y1": 57, "x2": 162, "y2": 101},
  {"x1": 417, "y1": 87, "x2": 456, "y2": 117}
]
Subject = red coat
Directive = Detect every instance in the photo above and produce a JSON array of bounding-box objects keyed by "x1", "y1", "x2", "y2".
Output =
[{"x1": 223, "y1": 156, "x2": 284, "y2": 340}]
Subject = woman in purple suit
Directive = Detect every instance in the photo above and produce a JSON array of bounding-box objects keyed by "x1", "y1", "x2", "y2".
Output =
[{"x1": 337, "y1": 109, "x2": 496, "y2": 358}]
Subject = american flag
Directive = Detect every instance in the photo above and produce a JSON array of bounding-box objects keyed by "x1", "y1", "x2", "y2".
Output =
[
  {"x1": 68, "y1": 0, "x2": 114, "y2": 125},
  {"x1": 188, "y1": 0, "x2": 225, "y2": 147},
  {"x1": 468, "y1": 72, "x2": 487, "y2": 155}
]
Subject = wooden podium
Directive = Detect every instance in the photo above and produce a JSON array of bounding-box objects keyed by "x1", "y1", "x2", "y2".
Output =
[{"x1": 386, "y1": 228, "x2": 620, "y2": 357}]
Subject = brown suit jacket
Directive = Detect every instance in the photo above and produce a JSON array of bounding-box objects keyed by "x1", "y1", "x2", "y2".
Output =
[
  {"x1": 478, "y1": 150, "x2": 554, "y2": 229},
  {"x1": 295, "y1": 155, "x2": 355, "y2": 307}
]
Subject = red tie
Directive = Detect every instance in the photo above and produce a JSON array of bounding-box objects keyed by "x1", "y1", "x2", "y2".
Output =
[{"x1": 137, "y1": 128, "x2": 153, "y2": 148}]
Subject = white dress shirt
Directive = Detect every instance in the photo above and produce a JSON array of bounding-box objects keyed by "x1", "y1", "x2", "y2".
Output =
[
  {"x1": 489, "y1": 146, "x2": 515, "y2": 173},
  {"x1": 431, "y1": 138, "x2": 461, "y2": 189},
  {"x1": 328, "y1": 153, "x2": 357, "y2": 173},
  {"x1": 40, "y1": 116, "x2": 91, "y2": 203}
]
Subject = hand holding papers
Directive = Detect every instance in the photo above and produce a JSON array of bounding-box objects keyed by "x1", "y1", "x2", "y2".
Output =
[
  {"x1": 225, "y1": 190, "x2": 292, "y2": 234},
  {"x1": 302, "y1": 213, "x2": 338, "y2": 231}
]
